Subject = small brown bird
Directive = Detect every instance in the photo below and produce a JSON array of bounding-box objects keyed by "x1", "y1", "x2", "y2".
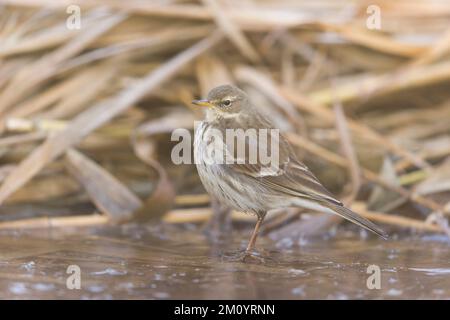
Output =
[{"x1": 193, "y1": 85, "x2": 386, "y2": 259}]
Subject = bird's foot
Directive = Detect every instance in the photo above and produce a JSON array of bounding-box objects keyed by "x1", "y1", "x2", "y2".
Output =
[
  {"x1": 241, "y1": 251, "x2": 266, "y2": 264},
  {"x1": 222, "y1": 249, "x2": 267, "y2": 264}
]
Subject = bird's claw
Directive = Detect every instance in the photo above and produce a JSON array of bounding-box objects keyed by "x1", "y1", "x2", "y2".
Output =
[
  {"x1": 222, "y1": 249, "x2": 266, "y2": 264},
  {"x1": 241, "y1": 251, "x2": 266, "y2": 264}
]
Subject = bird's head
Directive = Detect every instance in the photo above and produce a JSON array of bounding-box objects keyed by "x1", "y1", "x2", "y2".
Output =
[{"x1": 192, "y1": 85, "x2": 249, "y2": 116}]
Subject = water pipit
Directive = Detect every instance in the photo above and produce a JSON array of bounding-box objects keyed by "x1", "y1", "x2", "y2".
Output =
[{"x1": 193, "y1": 85, "x2": 386, "y2": 260}]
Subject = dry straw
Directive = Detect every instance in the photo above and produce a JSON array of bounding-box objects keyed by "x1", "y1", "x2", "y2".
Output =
[{"x1": 0, "y1": 0, "x2": 449, "y2": 239}]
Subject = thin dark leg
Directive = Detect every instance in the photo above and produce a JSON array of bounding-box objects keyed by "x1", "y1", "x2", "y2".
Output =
[{"x1": 245, "y1": 215, "x2": 265, "y2": 253}]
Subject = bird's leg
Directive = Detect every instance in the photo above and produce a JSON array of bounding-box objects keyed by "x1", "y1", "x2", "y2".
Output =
[
  {"x1": 220, "y1": 212, "x2": 275, "y2": 264},
  {"x1": 245, "y1": 213, "x2": 266, "y2": 254}
]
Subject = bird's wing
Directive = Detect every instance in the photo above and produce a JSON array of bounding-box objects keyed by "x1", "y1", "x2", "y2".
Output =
[
  {"x1": 223, "y1": 130, "x2": 388, "y2": 238},
  {"x1": 231, "y1": 151, "x2": 342, "y2": 206},
  {"x1": 220, "y1": 114, "x2": 341, "y2": 206}
]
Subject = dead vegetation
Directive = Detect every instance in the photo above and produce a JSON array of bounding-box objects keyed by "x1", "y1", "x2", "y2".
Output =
[{"x1": 0, "y1": 0, "x2": 449, "y2": 240}]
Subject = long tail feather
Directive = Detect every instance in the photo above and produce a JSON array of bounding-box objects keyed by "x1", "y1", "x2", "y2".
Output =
[{"x1": 321, "y1": 201, "x2": 388, "y2": 239}]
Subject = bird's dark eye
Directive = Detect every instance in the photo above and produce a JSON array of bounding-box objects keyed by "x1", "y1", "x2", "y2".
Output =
[{"x1": 223, "y1": 99, "x2": 231, "y2": 106}]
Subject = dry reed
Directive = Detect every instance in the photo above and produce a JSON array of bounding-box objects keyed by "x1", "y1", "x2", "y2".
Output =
[{"x1": 0, "y1": 0, "x2": 449, "y2": 239}]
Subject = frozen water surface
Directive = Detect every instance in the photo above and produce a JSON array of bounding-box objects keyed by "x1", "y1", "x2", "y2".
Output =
[{"x1": 0, "y1": 224, "x2": 448, "y2": 299}]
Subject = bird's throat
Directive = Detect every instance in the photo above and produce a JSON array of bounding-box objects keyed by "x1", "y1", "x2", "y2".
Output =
[{"x1": 206, "y1": 108, "x2": 241, "y2": 121}]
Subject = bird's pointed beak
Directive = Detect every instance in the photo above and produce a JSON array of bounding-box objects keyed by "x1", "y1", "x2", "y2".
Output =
[{"x1": 192, "y1": 99, "x2": 213, "y2": 108}]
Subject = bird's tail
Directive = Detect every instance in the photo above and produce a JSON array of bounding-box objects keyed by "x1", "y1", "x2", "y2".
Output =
[{"x1": 320, "y1": 201, "x2": 388, "y2": 239}]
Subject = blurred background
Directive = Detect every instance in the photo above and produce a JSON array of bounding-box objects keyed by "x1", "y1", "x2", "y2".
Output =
[{"x1": 0, "y1": 0, "x2": 449, "y2": 299}]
